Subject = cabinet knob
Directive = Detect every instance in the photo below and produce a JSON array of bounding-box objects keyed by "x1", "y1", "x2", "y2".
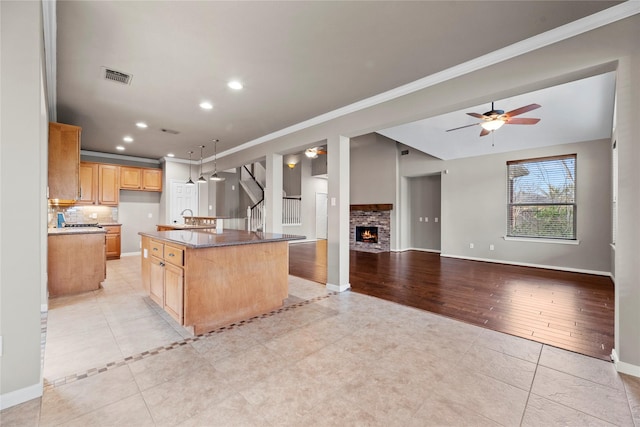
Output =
[{"x1": 168, "y1": 253, "x2": 174, "y2": 257}]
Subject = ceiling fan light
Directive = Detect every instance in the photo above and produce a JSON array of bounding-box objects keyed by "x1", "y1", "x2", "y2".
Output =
[
  {"x1": 305, "y1": 148, "x2": 318, "y2": 158},
  {"x1": 480, "y1": 119, "x2": 505, "y2": 132}
]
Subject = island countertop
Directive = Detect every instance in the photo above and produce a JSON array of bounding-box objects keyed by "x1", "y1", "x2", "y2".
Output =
[{"x1": 138, "y1": 229, "x2": 304, "y2": 249}]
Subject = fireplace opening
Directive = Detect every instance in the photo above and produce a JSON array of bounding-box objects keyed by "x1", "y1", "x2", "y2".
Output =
[{"x1": 356, "y1": 226, "x2": 378, "y2": 243}]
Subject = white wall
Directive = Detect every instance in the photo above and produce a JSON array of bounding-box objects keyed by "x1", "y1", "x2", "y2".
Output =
[
  {"x1": 119, "y1": 191, "x2": 161, "y2": 254},
  {"x1": 400, "y1": 139, "x2": 612, "y2": 274},
  {"x1": 0, "y1": 0, "x2": 47, "y2": 408}
]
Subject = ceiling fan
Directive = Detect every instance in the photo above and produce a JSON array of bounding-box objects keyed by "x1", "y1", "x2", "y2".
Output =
[
  {"x1": 446, "y1": 102, "x2": 541, "y2": 137},
  {"x1": 304, "y1": 146, "x2": 327, "y2": 158}
]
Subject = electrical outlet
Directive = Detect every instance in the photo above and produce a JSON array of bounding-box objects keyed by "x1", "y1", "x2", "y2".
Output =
[
  {"x1": 91, "y1": 213, "x2": 98, "y2": 219},
  {"x1": 425, "y1": 217, "x2": 429, "y2": 222},
  {"x1": 469, "y1": 243, "x2": 474, "y2": 249},
  {"x1": 434, "y1": 217, "x2": 438, "y2": 223},
  {"x1": 419, "y1": 217, "x2": 423, "y2": 222},
  {"x1": 490, "y1": 244, "x2": 495, "y2": 251},
  {"x1": 147, "y1": 213, "x2": 153, "y2": 218}
]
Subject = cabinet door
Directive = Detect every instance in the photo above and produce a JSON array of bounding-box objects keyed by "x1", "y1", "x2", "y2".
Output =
[
  {"x1": 120, "y1": 167, "x2": 142, "y2": 190},
  {"x1": 98, "y1": 164, "x2": 119, "y2": 205},
  {"x1": 142, "y1": 168, "x2": 162, "y2": 191},
  {"x1": 149, "y1": 256, "x2": 164, "y2": 306},
  {"x1": 105, "y1": 234, "x2": 120, "y2": 259},
  {"x1": 48, "y1": 122, "x2": 80, "y2": 201},
  {"x1": 77, "y1": 162, "x2": 98, "y2": 205},
  {"x1": 164, "y1": 263, "x2": 184, "y2": 324}
]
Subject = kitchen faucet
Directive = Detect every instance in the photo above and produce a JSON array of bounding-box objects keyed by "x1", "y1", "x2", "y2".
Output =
[{"x1": 181, "y1": 208, "x2": 194, "y2": 218}]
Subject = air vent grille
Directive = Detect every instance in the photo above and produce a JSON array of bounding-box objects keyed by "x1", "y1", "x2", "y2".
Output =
[
  {"x1": 103, "y1": 68, "x2": 132, "y2": 85},
  {"x1": 161, "y1": 128, "x2": 180, "y2": 135}
]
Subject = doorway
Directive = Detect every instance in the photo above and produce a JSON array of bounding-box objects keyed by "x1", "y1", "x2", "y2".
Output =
[{"x1": 170, "y1": 180, "x2": 198, "y2": 224}]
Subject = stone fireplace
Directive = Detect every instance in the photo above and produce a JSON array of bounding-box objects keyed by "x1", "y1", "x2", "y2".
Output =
[{"x1": 350, "y1": 204, "x2": 392, "y2": 253}]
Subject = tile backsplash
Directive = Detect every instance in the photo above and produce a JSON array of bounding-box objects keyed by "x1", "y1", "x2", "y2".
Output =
[{"x1": 48, "y1": 205, "x2": 118, "y2": 227}]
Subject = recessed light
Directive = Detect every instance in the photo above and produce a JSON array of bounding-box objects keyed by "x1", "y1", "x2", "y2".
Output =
[
  {"x1": 136, "y1": 122, "x2": 148, "y2": 128},
  {"x1": 167, "y1": 153, "x2": 175, "y2": 157},
  {"x1": 199, "y1": 101, "x2": 213, "y2": 110},
  {"x1": 228, "y1": 80, "x2": 243, "y2": 90},
  {"x1": 123, "y1": 136, "x2": 133, "y2": 143},
  {"x1": 116, "y1": 146, "x2": 125, "y2": 151}
]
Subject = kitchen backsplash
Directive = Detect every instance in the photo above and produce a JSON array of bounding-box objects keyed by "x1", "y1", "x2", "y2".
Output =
[{"x1": 48, "y1": 205, "x2": 118, "y2": 227}]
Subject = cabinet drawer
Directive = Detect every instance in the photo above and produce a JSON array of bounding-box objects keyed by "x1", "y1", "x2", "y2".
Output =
[
  {"x1": 164, "y1": 245, "x2": 184, "y2": 267},
  {"x1": 150, "y1": 240, "x2": 164, "y2": 258},
  {"x1": 103, "y1": 225, "x2": 121, "y2": 234}
]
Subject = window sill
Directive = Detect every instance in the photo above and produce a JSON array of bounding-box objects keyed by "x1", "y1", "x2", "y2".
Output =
[{"x1": 503, "y1": 236, "x2": 580, "y2": 245}]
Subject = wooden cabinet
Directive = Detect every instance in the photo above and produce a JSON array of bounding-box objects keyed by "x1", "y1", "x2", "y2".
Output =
[
  {"x1": 147, "y1": 239, "x2": 184, "y2": 323},
  {"x1": 120, "y1": 166, "x2": 162, "y2": 192},
  {"x1": 142, "y1": 168, "x2": 162, "y2": 191},
  {"x1": 103, "y1": 225, "x2": 121, "y2": 259},
  {"x1": 48, "y1": 232, "x2": 106, "y2": 297},
  {"x1": 98, "y1": 164, "x2": 119, "y2": 205},
  {"x1": 48, "y1": 122, "x2": 80, "y2": 203},
  {"x1": 77, "y1": 162, "x2": 98, "y2": 205},
  {"x1": 77, "y1": 162, "x2": 120, "y2": 206}
]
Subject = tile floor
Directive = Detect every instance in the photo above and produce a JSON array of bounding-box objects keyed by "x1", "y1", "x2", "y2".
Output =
[{"x1": 2, "y1": 256, "x2": 639, "y2": 426}]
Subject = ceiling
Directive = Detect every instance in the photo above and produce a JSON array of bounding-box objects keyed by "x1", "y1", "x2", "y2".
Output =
[
  {"x1": 55, "y1": 1, "x2": 622, "y2": 162},
  {"x1": 378, "y1": 71, "x2": 617, "y2": 160}
]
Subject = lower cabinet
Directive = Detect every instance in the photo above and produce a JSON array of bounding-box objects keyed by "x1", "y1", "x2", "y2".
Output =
[
  {"x1": 146, "y1": 239, "x2": 184, "y2": 324},
  {"x1": 103, "y1": 225, "x2": 121, "y2": 259}
]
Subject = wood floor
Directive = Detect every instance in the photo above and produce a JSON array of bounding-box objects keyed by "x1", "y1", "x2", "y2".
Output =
[{"x1": 288, "y1": 240, "x2": 614, "y2": 360}]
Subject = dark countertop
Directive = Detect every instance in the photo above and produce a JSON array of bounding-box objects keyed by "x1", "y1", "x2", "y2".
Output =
[
  {"x1": 157, "y1": 224, "x2": 218, "y2": 230},
  {"x1": 48, "y1": 227, "x2": 106, "y2": 235},
  {"x1": 139, "y1": 229, "x2": 305, "y2": 249}
]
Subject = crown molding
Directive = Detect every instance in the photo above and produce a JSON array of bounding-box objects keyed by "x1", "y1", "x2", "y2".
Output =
[
  {"x1": 81, "y1": 150, "x2": 160, "y2": 164},
  {"x1": 219, "y1": 1, "x2": 640, "y2": 159}
]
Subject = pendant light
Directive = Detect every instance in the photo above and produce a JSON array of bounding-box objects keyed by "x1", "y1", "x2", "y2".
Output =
[
  {"x1": 197, "y1": 145, "x2": 207, "y2": 183},
  {"x1": 185, "y1": 151, "x2": 195, "y2": 186},
  {"x1": 210, "y1": 139, "x2": 225, "y2": 181}
]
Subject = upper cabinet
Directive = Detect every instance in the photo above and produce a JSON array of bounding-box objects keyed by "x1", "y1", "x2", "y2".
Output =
[
  {"x1": 48, "y1": 122, "x2": 80, "y2": 203},
  {"x1": 98, "y1": 164, "x2": 119, "y2": 206},
  {"x1": 120, "y1": 166, "x2": 162, "y2": 192},
  {"x1": 78, "y1": 162, "x2": 119, "y2": 206},
  {"x1": 77, "y1": 162, "x2": 98, "y2": 205}
]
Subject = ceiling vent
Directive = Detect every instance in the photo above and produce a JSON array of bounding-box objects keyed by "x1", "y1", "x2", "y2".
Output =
[
  {"x1": 161, "y1": 128, "x2": 180, "y2": 135},
  {"x1": 102, "y1": 67, "x2": 132, "y2": 85}
]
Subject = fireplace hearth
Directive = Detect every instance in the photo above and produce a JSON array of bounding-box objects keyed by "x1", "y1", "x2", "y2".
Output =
[{"x1": 356, "y1": 226, "x2": 378, "y2": 243}]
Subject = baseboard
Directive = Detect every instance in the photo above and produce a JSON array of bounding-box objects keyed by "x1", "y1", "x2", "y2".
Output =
[
  {"x1": 326, "y1": 282, "x2": 351, "y2": 292},
  {"x1": 611, "y1": 349, "x2": 640, "y2": 377},
  {"x1": 439, "y1": 253, "x2": 611, "y2": 277},
  {"x1": 393, "y1": 247, "x2": 441, "y2": 254},
  {"x1": 0, "y1": 382, "x2": 42, "y2": 411},
  {"x1": 120, "y1": 252, "x2": 141, "y2": 257}
]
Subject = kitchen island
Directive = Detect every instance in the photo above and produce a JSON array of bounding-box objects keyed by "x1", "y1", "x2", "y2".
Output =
[
  {"x1": 139, "y1": 229, "x2": 304, "y2": 334},
  {"x1": 48, "y1": 227, "x2": 106, "y2": 297}
]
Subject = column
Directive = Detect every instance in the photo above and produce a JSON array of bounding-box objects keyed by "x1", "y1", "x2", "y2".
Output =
[
  {"x1": 265, "y1": 152, "x2": 283, "y2": 234},
  {"x1": 326, "y1": 135, "x2": 351, "y2": 292}
]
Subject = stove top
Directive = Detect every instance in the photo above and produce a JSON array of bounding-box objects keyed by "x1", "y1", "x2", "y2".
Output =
[{"x1": 63, "y1": 223, "x2": 101, "y2": 228}]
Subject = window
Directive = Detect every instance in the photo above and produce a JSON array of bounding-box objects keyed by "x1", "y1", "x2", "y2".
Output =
[{"x1": 507, "y1": 154, "x2": 576, "y2": 240}]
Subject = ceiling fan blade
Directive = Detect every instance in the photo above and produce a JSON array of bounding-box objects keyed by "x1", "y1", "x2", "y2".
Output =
[
  {"x1": 505, "y1": 103, "x2": 541, "y2": 117},
  {"x1": 506, "y1": 117, "x2": 540, "y2": 125},
  {"x1": 480, "y1": 128, "x2": 490, "y2": 137},
  {"x1": 467, "y1": 112, "x2": 487, "y2": 119},
  {"x1": 446, "y1": 123, "x2": 479, "y2": 132}
]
